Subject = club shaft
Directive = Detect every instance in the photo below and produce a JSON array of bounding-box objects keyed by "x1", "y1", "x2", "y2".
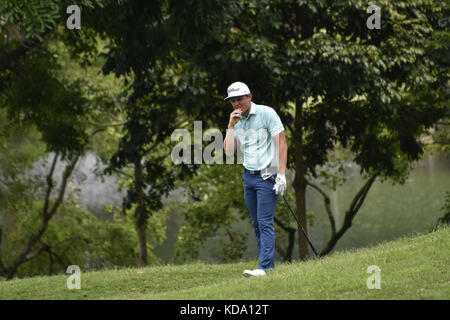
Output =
[{"x1": 282, "y1": 194, "x2": 319, "y2": 258}]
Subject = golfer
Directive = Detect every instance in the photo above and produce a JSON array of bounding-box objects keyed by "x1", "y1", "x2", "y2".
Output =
[{"x1": 223, "y1": 82, "x2": 287, "y2": 277}]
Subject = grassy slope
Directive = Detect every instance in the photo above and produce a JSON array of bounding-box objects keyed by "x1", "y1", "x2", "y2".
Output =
[{"x1": 0, "y1": 227, "x2": 449, "y2": 300}]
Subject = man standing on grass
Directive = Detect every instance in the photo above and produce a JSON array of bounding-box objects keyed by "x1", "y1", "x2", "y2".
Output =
[{"x1": 223, "y1": 82, "x2": 288, "y2": 277}]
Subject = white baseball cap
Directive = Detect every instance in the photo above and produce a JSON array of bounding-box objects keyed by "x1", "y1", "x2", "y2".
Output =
[{"x1": 224, "y1": 82, "x2": 251, "y2": 101}]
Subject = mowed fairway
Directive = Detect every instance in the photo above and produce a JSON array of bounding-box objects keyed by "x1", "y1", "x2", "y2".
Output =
[{"x1": 0, "y1": 227, "x2": 448, "y2": 300}]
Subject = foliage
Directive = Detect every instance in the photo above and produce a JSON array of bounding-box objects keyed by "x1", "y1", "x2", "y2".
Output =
[
  {"x1": 0, "y1": 37, "x2": 91, "y2": 159},
  {"x1": 1, "y1": 53, "x2": 90, "y2": 157},
  {"x1": 106, "y1": 203, "x2": 169, "y2": 265},
  {"x1": 426, "y1": 30, "x2": 450, "y2": 157},
  {"x1": 0, "y1": 109, "x2": 140, "y2": 278},
  {"x1": 207, "y1": 0, "x2": 448, "y2": 178},
  {"x1": 0, "y1": 0, "x2": 60, "y2": 41},
  {"x1": 0, "y1": 1, "x2": 103, "y2": 41},
  {"x1": 198, "y1": 0, "x2": 450, "y2": 257},
  {"x1": 171, "y1": 0, "x2": 449, "y2": 259},
  {"x1": 0, "y1": 2, "x2": 137, "y2": 275},
  {"x1": 174, "y1": 164, "x2": 248, "y2": 263},
  {"x1": 437, "y1": 191, "x2": 450, "y2": 226},
  {"x1": 73, "y1": 0, "x2": 241, "y2": 226},
  {"x1": 1, "y1": 0, "x2": 449, "y2": 273},
  {"x1": 7, "y1": 200, "x2": 141, "y2": 278}
]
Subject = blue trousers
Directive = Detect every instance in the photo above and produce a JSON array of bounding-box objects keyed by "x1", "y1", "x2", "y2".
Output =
[{"x1": 242, "y1": 169, "x2": 279, "y2": 270}]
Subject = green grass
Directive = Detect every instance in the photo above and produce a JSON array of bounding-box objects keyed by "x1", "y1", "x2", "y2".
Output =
[{"x1": 1, "y1": 227, "x2": 449, "y2": 300}]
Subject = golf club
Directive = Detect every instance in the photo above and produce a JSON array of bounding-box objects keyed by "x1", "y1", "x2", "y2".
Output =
[
  {"x1": 270, "y1": 175, "x2": 319, "y2": 257},
  {"x1": 281, "y1": 193, "x2": 319, "y2": 258}
]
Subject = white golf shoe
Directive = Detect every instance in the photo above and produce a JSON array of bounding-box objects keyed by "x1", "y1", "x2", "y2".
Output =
[{"x1": 243, "y1": 269, "x2": 266, "y2": 277}]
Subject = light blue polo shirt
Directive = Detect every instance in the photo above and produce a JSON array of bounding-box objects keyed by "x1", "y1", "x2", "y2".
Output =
[{"x1": 233, "y1": 102, "x2": 284, "y2": 171}]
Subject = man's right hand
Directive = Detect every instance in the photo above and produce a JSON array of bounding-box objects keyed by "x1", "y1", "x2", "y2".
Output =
[{"x1": 228, "y1": 110, "x2": 242, "y2": 128}]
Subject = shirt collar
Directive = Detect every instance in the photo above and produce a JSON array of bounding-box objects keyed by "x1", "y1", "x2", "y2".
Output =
[{"x1": 241, "y1": 102, "x2": 257, "y2": 120}]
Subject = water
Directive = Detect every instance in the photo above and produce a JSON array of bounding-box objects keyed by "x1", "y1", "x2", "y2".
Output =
[{"x1": 308, "y1": 152, "x2": 450, "y2": 253}]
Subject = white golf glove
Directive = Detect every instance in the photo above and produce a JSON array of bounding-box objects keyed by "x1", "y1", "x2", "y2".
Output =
[{"x1": 273, "y1": 173, "x2": 286, "y2": 196}]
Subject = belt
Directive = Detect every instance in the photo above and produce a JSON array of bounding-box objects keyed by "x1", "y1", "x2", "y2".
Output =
[{"x1": 244, "y1": 167, "x2": 277, "y2": 175}]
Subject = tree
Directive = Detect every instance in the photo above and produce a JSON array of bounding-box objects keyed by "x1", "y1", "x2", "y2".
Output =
[
  {"x1": 174, "y1": 164, "x2": 248, "y2": 263},
  {"x1": 72, "y1": 0, "x2": 240, "y2": 266},
  {"x1": 0, "y1": 126, "x2": 80, "y2": 279},
  {"x1": 195, "y1": 0, "x2": 449, "y2": 259},
  {"x1": 0, "y1": 107, "x2": 144, "y2": 279},
  {"x1": 2, "y1": 0, "x2": 447, "y2": 270},
  {"x1": 427, "y1": 30, "x2": 450, "y2": 156},
  {"x1": 417, "y1": 28, "x2": 450, "y2": 229},
  {"x1": 1, "y1": 0, "x2": 239, "y2": 268},
  {"x1": 0, "y1": 3, "x2": 87, "y2": 278},
  {"x1": 0, "y1": 1, "x2": 139, "y2": 278}
]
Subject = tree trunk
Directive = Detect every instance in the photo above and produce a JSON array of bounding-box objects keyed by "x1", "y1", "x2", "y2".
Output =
[
  {"x1": 137, "y1": 223, "x2": 148, "y2": 267},
  {"x1": 319, "y1": 175, "x2": 377, "y2": 257},
  {"x1": 292, "y1": 99, "x2": 309, "y2": 260},
  {"x1": 134, "y1": 156, "x2": 148, "y2": 267}
]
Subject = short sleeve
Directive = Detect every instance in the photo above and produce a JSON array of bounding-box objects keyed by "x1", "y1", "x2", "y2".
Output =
[{"x1": 265, "y1": 108, "x2": 284, "y2": 137}]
